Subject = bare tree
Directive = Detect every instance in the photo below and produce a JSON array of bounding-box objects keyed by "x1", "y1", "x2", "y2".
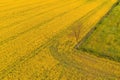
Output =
[{"x1": 72, "y1": 23, "x2": 82, "y2": 43}]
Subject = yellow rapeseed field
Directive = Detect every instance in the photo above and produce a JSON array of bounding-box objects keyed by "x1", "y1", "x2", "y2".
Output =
[{"x1": 0, "y1": 0, "x2": 120, "y2": 80}]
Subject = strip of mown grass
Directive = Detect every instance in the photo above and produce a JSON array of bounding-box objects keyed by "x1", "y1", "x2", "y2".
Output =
[{"x1": 78, "y1": 1, "x2": 120, "y2": 62}]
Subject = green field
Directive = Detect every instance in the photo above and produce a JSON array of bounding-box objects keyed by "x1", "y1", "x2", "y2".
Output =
[{"x1": 78, "y1": 2, "x2": 120, "y2": 62}]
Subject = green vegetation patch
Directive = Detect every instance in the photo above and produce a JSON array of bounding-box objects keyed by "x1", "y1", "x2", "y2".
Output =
[{"x1": 78, "y1": 2, "x2": 120, "y2": 62}]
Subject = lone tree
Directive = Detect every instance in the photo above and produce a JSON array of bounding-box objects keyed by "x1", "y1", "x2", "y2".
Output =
[{"x1": 72, "y1": 23, "x2": 82, "y2": 43}]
